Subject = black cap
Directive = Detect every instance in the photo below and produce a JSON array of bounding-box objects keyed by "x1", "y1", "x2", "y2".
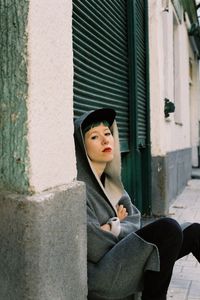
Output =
[{"x1": 82, "y1": 108, "x2": 116, "y2": 134}]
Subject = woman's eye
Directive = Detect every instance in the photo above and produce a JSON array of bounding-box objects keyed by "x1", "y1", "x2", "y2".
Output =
[
  {"x1": 105, "y1": 132, "x2": 111, "y2": 136},
  {"x1": 91, "y1": 135, "x2": 98, "y2": 140}
]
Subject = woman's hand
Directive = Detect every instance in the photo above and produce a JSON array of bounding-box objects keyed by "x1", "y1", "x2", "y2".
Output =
[
  {"x1": 100, "y1": 224, "x2": 111, "y2": 232},
  {"x1": 100, "y1": 206, "x2": 128, "y2": 233},
  {"x1": 117, "y1": 204, "x2": 128, "y2": 221}
]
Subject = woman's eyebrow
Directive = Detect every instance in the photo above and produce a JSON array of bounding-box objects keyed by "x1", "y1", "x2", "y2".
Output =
[
  {"x1": 88, "y1": 127, "x2": 110, "y2": 136},
  {"x1": 87, "y1": 130, "x2": 99, "y2": 137}
]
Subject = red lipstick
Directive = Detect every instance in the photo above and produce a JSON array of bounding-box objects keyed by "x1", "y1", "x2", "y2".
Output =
[{"x1": 103, "y1": 147, "x2": 112, "y2": 152}]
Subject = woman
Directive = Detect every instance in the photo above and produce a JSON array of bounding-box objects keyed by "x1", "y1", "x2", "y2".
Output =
[{"x1": 74, "y1": 108, "x2": 200, "y2": 300}]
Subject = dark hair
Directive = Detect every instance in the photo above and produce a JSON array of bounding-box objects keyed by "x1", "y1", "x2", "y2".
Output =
[{"x1": 82, "y1": 120, "x2": 110, "y2": 135}]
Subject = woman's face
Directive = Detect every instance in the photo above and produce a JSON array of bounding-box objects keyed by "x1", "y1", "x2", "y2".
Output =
[{"x1": 84, "y1": 123, "x2": 115, "y2": 164}]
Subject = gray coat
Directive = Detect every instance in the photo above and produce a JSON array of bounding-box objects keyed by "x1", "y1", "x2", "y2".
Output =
[{"x1": 74, "y1": 111, "x2": 160, "y2": 299}]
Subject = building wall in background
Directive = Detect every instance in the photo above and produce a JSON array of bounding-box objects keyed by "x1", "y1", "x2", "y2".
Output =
[
  {"x1": 149, "y1": 0, "x2": 200, "y2": 215},
  {"x1": 149, "y1": 0, "x2": 191, "y2": 157},
  {"x1": 189, "y1": 42, "x2": 200, "y2": 167}
]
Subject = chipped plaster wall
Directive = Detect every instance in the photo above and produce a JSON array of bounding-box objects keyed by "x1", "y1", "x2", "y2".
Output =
[
  {"x1": 0, "y1": 0, "x2": 76, "y2": 193},
  {"x1": 27, "y1": 0, "x2": 76, "y2": 193},
  {"x1": 0, "y1": 1, "x2": 29, "y2": 193}
]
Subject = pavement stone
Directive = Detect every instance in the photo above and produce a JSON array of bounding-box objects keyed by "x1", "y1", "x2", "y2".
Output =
[{"x1": 167, "y1": 178, "x2": 200, "y2": 300}]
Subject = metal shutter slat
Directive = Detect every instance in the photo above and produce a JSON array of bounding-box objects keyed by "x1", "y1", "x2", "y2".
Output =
[
  {"x1": 73, "y1": 12, "x2": 128, "y2": 57},
  {"x1": 73, "y1": 0, "x2": 129, "y2": 151},
  {"x1": 74, "y1": 58, "x2": 128, "y2": 86},
  {"x1": 74, "y1": 72, "x2": 128, "y2": 93},
  {"x1": 73, "y1": 36, "x2": 128, "y2": 74},
  {"x1": 134, "y1": 0, "x2": 147, "y2": 147},
  {"x1": 73, "y1": 2, "x2": 127, "y2": 46},
  {"x1": 86, "y1": 1, "x2": 127, "y2": 32},
  {"x1": 73, "y1": 53, "x2": 128, "y2": 81}
]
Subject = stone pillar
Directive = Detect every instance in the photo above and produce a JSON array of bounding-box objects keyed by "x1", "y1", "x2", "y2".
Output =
[{"x1": 0, "y1": 1, "x2": 87, "y2": 299}]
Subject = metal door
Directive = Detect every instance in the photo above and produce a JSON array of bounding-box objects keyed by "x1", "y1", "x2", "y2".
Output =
[{"x1": 72, "y1": 0, "x2": 151, "y2": 213}]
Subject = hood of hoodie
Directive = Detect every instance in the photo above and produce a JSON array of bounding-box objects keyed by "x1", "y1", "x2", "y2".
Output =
[{"x1": 74, "y1": 110, "x2": 124, "y2": 211}]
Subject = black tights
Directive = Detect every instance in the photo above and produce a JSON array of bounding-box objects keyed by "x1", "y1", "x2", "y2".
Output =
[{"x1": 136, "y1": 218, "x2": 200, "y2": 300}]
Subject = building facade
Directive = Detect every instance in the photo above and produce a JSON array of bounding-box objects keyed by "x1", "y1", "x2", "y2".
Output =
[
  {"x1": 1, "y1": 0, "x2": 200, "y2": 299},
  {"x1": 149, "y1": 0, "x2": 200, "y2": 215}
]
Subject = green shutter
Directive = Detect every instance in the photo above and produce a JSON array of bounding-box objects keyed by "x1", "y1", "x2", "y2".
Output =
[
  {"x1": 126, "y1": 0, "x2": 150, "y2": 213},
  {"x1": 72, "y1": 0, "x2": 129, "y2": 151},
  {"x1": 134, "y1": 0, "x2": 147, "y2": 148}
]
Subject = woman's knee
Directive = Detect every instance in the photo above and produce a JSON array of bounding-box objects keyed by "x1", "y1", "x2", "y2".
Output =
[
  {"x1": 184, "y1": 222, "x2": 200, "y2": 241},
  {"x1": 188, "y1": 222, "x2": 200, "y2": 234},
  {"x1": 155, "y1": 218, "x2": 183, "y2": 247},
  {"x1": 182, "y1": 222, "x2": 200, "y2": 261},
  {"x1": 152, "y1": 218, "x2": 183, "y2": 264},
  {"x1": 159, "y1": 217, "x2": 182, "y2": 236},
  {"x1": 137, "y1": 217, "x2": 183, "y2": 247}
]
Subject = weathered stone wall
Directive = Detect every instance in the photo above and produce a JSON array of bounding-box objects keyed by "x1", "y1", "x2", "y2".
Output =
[
  {"x1": 0, "y1": 181, "x2": 87, "y2": 300},
  {"x1": 152, "y1": 148, "x2": 192, "y2": 216}
]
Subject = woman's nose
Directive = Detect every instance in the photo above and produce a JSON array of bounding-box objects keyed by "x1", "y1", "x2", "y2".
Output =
[{"x1": 101, "y1": 136, "x2": 109, "y2": 144}]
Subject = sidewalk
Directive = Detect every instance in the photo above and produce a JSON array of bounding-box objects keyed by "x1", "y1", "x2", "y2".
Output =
[{"x1": 167, "y1": 178, "x2": 200, "y2": 300}]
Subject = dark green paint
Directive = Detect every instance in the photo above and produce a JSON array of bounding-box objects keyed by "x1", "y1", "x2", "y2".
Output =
[
  {"x1": 73, "y1": 0, "x2": 130, "y2": 152},
  {"x1": 122, "y1": 0, "x2": 151, "y2": 214},
  {"x1": 0, "y1": 1, "x2": 30, "y2": 193}
]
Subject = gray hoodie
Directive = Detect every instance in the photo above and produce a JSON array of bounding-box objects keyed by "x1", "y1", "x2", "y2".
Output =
[{"x1": 74, "y1": 110, "x2": 160, "y2": 299}]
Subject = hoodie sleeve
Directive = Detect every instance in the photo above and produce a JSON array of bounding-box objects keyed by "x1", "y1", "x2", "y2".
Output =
[
  {"x1": 87, "y1": 205, "x2": 118, "y2": 263},
  {"x1": 119, "y1": 214, "x2": 141, "y2": 239},
  {"x1": 118, "y1": 194, "x2": 141, "y2": 239}
]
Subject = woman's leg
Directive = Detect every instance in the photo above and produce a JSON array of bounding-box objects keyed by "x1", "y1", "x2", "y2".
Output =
[
  {"x1": 177, "y1": 223, "x2": 200, "y2": 262},
  {"x1": 136, "y1": 218, "x2": 183, "y2": 300}
]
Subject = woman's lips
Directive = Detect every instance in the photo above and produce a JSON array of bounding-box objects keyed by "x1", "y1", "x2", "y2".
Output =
[{"x1": 103, "y1": 147, "x2": 112, "y2": 152}]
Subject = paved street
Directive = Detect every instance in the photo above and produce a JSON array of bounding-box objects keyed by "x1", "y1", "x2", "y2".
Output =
[{"x1": 167, "y1": 178, "x2": 200, "y2": 300}]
